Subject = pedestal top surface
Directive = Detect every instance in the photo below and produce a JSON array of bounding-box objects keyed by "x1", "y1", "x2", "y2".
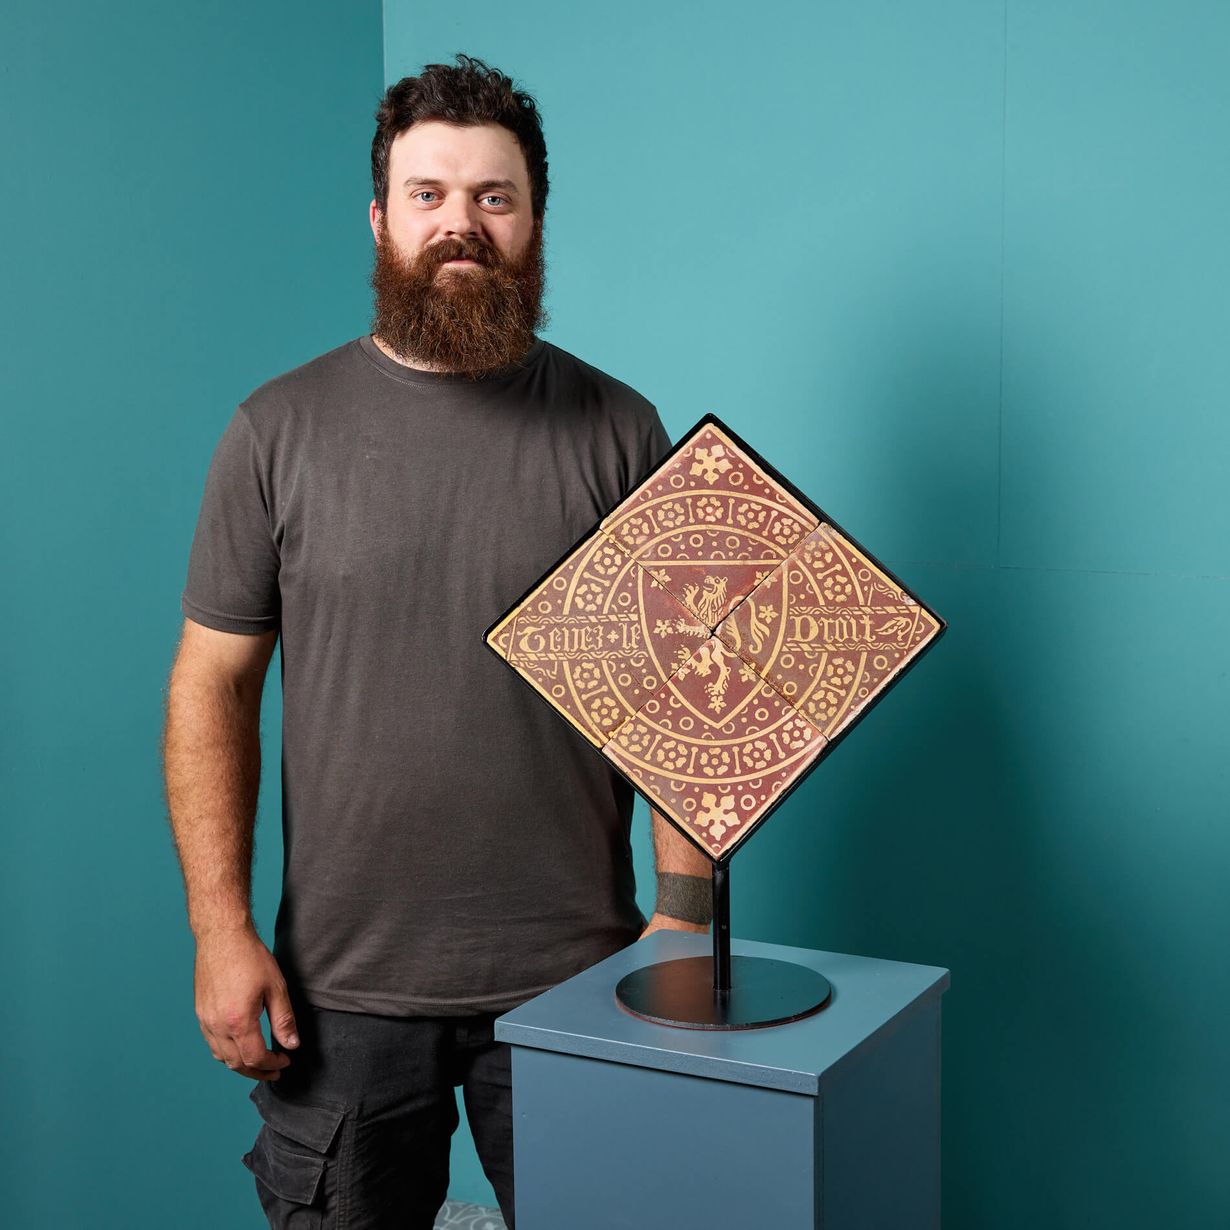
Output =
[{"x1": 495, "y1": 932, "x2": 949, "y2": 1095}]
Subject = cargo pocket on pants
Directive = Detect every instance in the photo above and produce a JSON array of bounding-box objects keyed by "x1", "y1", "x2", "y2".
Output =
[{"x1": 242, "y1": 1081, "x2": 348, "y2": 1228}]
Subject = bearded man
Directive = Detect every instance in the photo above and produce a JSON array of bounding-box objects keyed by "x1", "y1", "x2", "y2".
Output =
[{"x1": 162, "y1": 53, "x2": 713, "y2": 1230}]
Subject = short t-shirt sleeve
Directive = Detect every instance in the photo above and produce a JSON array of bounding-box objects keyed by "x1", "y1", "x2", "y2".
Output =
[
  {"x1": 635, "y1": 405, "x2": 673, "y2": 485},
  {"x1": 180, "y1": 406, "x2": 281, "y2": 635}
]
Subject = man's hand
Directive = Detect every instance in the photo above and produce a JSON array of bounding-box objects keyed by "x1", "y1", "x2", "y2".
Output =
[
  {"x1": 194, "y1": 926, "x2": 300, "y2": 1080},
  {"x1": 639, "y1": 911, "x2": 709, "y2": 940}
]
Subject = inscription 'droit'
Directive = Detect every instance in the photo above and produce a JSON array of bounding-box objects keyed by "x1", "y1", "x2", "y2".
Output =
[{"x1": 785, "y1": 607, "x2": 917, "y2": 647}]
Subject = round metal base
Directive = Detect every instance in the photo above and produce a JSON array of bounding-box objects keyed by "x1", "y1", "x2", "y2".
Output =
[{"x1": 615, "y1": 955, "x2": 832, "y2": 1030}]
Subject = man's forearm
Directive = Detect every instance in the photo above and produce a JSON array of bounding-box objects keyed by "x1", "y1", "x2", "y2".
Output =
[
  {"x1": 161, "y1": 672, "x2": 262, "y2": 938},
  {"x1": 650, "y1": 808, "x2": 713, "y2": 926}
]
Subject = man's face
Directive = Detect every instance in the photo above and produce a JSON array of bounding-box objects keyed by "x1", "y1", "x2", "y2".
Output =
[{"x1": 368, "y1": 120, "x2": 547, "y2": 378}]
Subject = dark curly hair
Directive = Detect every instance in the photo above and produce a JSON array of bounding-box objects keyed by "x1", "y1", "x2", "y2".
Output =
[{"x1": 371, "y1": 54, "x2": 550, "y2": 222}]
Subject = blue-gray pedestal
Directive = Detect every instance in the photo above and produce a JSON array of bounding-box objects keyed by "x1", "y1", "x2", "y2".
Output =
[{"x1": 495, "y1": 931, "x2": 949, "y2": 1230}]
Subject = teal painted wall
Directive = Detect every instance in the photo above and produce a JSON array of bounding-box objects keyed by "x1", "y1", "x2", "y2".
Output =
[
  {"x1": 1, "y1": 1, "x2": 382, "y2": 1226},
  {"x1": 381, "y1": 2, "x2": 1228, "y2": 1224},
  {"x1": 4, "y1": 0, "x2": 1226, "y2": 1226}
]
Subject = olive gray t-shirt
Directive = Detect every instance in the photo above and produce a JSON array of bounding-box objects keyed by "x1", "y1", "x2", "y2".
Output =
[{"x1": 181, "y1": 332, "x2": 672, "y2": 1016}]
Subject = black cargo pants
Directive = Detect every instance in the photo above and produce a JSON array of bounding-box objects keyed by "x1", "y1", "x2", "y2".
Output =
[{"x1": 241, "y1": 1000, "x2": 515, "y2": 1228}]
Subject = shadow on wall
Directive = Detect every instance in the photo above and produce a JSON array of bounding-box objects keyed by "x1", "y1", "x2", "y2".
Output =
[
  {"x1": 732, "y1": 275, "x2": 1038, "y2": 1225},
  {"x1": 735, "y1": 277, "x2": 1221, "y2": 1222}
]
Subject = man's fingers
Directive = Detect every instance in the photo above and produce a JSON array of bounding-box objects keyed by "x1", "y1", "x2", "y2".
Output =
[
  {"x1": 266, "y1": 982, "x2": 300, "y2": 1050},
  {"x1": 217, "y1": 1050, "x2": 283, "y2": 1080},
  {"x1": 200, "y1": 1026, "x2": 263, "y2": 1075},
  {"x1": 232, "y1": 1063, "x2": 283, "y2": 1081},
  {"x1": 200, "y1": 1022, "x2": 233, "y2": 1066},
  {"x1": 231, "y1": 1022, "x2": 290, "y2": 1071},
  {"x1": 200, "y1": 1011, "x2": 288, "y2": 1077},
  {"x1": 234, "y1": 1039, "x2": 290, "y2": 1071},
  {"x1": 216, "y1": 1041, "x2": 282, "y2": 1080}
]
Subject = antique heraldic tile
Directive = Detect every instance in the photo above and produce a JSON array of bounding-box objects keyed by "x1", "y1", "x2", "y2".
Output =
[{"x1": 484, "y1": 414, "x2": 945, "y2": 861}]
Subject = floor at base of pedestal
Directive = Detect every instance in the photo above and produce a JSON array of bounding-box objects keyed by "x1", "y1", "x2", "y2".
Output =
[{"x1": 434, "y1": 1199, "x2": 507, "y2": 1229}]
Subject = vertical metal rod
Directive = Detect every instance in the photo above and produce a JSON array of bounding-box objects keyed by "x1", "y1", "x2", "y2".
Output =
[{"x1": 712, "y1": 860, "x2": 731, "y2": 994}]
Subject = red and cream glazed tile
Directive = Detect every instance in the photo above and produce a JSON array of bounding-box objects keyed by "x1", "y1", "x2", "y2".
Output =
[
  {"x1": 714, "y1": 524, "x2": 943, "y2": 740},
  {"x1": 486, "y1": 530, "x2": 708, "y2": 747},
  {"x1": 600, "y1": 635, "x2": 829, "y2": 859},
  {"x1": 600, "y1": 422, "x2": 818, "y2": 627}
]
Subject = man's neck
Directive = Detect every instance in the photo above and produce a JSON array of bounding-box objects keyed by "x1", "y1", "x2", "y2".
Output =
[
  {"x1": 370, "y1": 333, "x2": 453, "y2": 374},
  {"x1": 370, "y1": 332, "x2": 536, "y2": 375}
]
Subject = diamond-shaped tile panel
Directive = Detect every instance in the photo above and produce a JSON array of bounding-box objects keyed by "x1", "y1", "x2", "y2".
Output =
[
  {"x1": 714, "y1": 523, "x2": 943, "y2": 740},
  {"x1": 601, "y1": 636, "x2": 828, "y2": 859},
  {"x1": 600, "y1": 423, "x2": 818, "y2": 627},
  {"x1": 486, "y1": 530, "x2": 709, "y2": 747},
  {"x1": 485, "y1": 413, "x2": 946, "y2": 864}
]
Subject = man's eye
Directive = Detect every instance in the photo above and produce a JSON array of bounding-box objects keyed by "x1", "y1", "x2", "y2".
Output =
[
  {"x1": 483, "y1": 195, "x2": 507, "y2": 207},
  {"x1": 413, "y1": 191, "x2": 437, "y2": 203}
]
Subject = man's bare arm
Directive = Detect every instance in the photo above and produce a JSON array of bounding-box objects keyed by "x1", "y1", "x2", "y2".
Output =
[
  {"x1": 640, "y1": 807, "x2": 713, "y2": 937},
  {"x1": 161, "y1": 618, "x2": 299, "y2": 1080}
]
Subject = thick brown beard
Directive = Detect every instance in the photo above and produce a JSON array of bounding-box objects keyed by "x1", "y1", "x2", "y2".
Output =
[{"x1": 369, "y1": 214, "x2": 549, "y2": 380}]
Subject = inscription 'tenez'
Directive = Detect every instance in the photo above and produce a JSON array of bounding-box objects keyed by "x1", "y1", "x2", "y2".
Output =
[{"x1": 483, "y1": 414, "x2": 946, "y2": 863}]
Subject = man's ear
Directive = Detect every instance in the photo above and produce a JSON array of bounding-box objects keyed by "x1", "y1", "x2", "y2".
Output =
[{"x1": 369, "y1": 199, "x2": 383, "y2": 244}]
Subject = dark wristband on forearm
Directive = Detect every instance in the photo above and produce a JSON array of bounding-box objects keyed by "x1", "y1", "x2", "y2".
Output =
[{"x1": 654, "y1": 871, "x2": 713, "y2": 926}]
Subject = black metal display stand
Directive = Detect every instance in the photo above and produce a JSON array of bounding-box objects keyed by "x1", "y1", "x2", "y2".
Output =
[{"x1": 615, "y1": 861, "x2": 832, "y2": 1030}]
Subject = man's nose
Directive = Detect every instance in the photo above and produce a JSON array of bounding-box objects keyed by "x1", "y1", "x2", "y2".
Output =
[{"x1": 439, "y1": 200, "x2": 483, "y2": 239}]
